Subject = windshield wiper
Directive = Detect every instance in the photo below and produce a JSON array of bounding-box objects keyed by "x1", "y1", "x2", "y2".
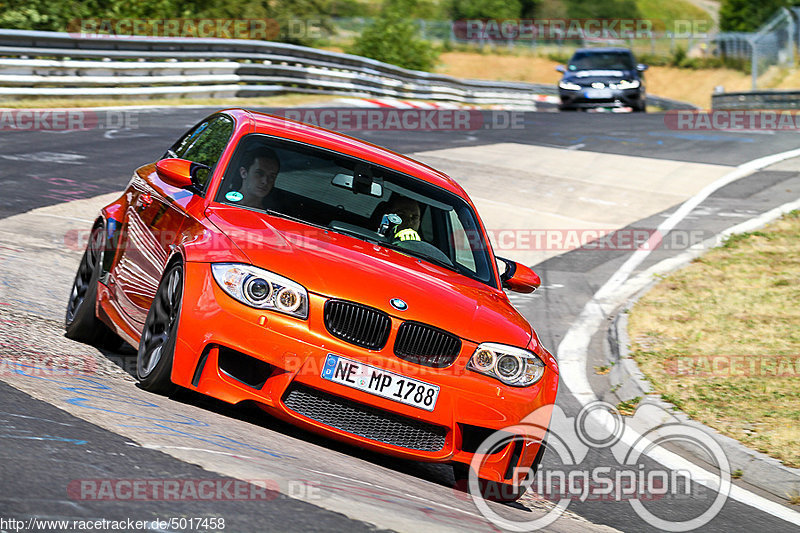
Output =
[
  {"x1": 329, "y1": 226, "x2": 385, "y2": 247},
  {"x1": 384, "y1": 242, "x2": 459, "y2": 271}
]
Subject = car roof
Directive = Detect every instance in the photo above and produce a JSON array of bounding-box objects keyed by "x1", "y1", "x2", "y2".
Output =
[
  {"x1": 218, "y1": 108, "x2": 469, "y2": 198},
  {"x1": 572, "y1": 47, "x2": 634, "y2": 55}
]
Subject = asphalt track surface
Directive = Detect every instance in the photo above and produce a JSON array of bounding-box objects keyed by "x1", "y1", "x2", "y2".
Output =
[{"x1": 1, "y1": 106, "x2": 799, "y2": 532}]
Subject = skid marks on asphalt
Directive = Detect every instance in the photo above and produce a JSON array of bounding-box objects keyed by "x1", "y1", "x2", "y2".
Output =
[
  {"x1": 0, "y1": 304, "x2": 604, "y2": 532},
  {"x1": 0, "y1": 308, "x2": 493, "y2": 531},
  {"x1": 0, "y1": 410, "x2": 88, "y2": 446},
  {"x1": 1, "y1": 152, "x2": 87, "y2": 164}
]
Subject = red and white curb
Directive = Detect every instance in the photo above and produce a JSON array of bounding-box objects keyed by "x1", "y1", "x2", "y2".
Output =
[
  {"x1": 336, "y1": 97, "x2": 549, "y2": 111},
  {"x1": 533, "y1": 94, "x2": 561, "y2": 105}
]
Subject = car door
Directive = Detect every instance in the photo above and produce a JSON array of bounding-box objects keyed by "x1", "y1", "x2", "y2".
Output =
[{"x1": 113, "y1": 115, "x2": 234, "y2": 328}]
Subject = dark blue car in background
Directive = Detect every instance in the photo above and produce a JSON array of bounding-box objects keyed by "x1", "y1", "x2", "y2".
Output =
[{"x1": 556, "y1": 48, "x2": 648, "y2": 112}]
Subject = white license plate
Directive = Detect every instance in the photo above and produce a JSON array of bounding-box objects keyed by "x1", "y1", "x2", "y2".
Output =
[
  {"x1": 321, "y1": 354, "x2": 439, "y2": 411},
  {"x1": 585, "y1": 88, "x2": 613, "y2": 99}
]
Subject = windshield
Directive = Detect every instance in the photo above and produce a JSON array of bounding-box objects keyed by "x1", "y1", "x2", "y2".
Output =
[
  {"x1": 214, "y1": 133, "x2": 497, "y2": 287},
  {"x1": 568, "y1": 51, "x2": 635, "y2": 71}
]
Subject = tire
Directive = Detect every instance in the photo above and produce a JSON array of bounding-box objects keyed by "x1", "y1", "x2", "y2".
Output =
[
  {"x1": 65, "y1": 224, "x2": 121, "y2": 349},
  {"x1": 137, "y1": 262, "x2": 183, "y2": 394}
]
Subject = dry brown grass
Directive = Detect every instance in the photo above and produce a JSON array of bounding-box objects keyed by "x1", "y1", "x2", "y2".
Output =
[
  {"x1": 2, "y1": 49, "x2": 797, "y2": 111},
  {"x1": 628, "y1": 211, "x2": 800, "y2": 468},
  {"x1": 437, "y1": 52, "x2": 563, "y2": 85},
  {"x1": 643, "y1": 66, "x2": 753, "y2": 108}
]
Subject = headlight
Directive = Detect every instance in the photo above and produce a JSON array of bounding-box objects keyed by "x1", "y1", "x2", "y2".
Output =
[
  {"x1": 614, "y1": 79, "x2": 640, "y2": 89},
  {"x1": 211, "y1": 263, "x2": 309, "y2": 319},
  {"x1": 467, "y1": 342, "x2": 545, "y2": 386},
  {"x1": 558, "y1": 80, "x2": 582, "y2": 91}
]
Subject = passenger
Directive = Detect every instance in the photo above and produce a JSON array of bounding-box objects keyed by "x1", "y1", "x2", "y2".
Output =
[{"x1": 383, "y1": 195, "x2": 421, "y2": 241}]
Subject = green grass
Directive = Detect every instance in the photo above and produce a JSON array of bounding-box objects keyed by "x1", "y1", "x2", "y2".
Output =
[
  {"x1": 634, "y1": 0, "x2": 716, "y2": 32},
  {"x1": 617, "y1": 397, "x2": 642, "y2": 416}
]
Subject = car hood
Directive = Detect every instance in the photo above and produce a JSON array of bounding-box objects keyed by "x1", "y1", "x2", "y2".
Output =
[
  {"x1": 563, "y1": 69, "x2": 637, "y2": 84},
  {"x1": 206, "y1": 206, "x2": 532, "y2": 346}
]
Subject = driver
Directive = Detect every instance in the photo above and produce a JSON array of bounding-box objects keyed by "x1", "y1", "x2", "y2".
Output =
[
  {"x1": 384, "y1": 195, "x2": 421, "y2": 241},
  {"x1": 238, "y1": 146, "x2": 281, "y2": 210}
]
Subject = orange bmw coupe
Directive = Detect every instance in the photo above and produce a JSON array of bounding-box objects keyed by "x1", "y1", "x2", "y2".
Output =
[{"x1": 65, "y1": 109, "x2": 558, "y2": 501}]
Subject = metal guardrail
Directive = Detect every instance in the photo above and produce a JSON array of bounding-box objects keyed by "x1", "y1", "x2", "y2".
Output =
[
  {"x1": 0, "y1": 29, "x2": 695, "y2": 110},
  {"x1": 0, "y1": 29, "x2": 555, "y2": 104},
  {"x1": 712, "y1": 90, "x2": 800, "y2": 110},
  {"x1": 647, "y1": 96, "x2": 698, "y2": 111}
]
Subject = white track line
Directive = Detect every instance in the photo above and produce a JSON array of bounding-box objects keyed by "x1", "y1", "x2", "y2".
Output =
[{"x1": 557, "y1": 148, "x2": 800, "y2": 526}]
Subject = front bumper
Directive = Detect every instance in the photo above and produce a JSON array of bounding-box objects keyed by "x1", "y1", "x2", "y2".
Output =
[
  {"x1": 171, "y1": 262, "x2": 559, "y2": 483},
  {"x1": 559, "y1": 87, "x2": 644, "y2": 109}
]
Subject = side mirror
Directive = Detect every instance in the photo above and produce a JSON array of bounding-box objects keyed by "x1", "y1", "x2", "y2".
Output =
[
  {"x1": 555, "y1": 65, "x2": 566, "y2": 73},
  {"x1": 156, "y1": 158, "x2": 210, "y2": 191},
  {"x1": 636, "y1": 63, "x2": 648, "y2": 72},
  {"x1": 497, "y1": 256, "x2": 540, "y2": 293}
]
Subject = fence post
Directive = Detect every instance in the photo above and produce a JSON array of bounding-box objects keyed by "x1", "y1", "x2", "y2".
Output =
[{"x1": 750, "y1": 38, "x2": 758, "y2": 90}]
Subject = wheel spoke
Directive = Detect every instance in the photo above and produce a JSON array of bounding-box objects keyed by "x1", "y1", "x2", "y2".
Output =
[
  {"x1": 143, "y1": 345, "x2": 162, "y2": 375},
  {"x1": 142, "y1": 329, "x2": 166, "y2": 353},
  {"x1": 154, "y1": 291, "x2": 172, "y2": 321},
  {"x1": 137, "y1": 264, "x2": 182, "y2": 384}
]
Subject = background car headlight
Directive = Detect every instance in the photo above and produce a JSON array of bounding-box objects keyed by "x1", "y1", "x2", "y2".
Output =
[
  {"x1": 467, "y1": 342, "x2": 545, "y2": 386},
  {"x1": 212, "y1": 263, "x2": 308, "y2": 319},
  {"x1": 558, "y1": 80, "x2": 582, "y2": 91},
  {"x1": 614, "y1": 79, "x2": 640, "y2": 89}
]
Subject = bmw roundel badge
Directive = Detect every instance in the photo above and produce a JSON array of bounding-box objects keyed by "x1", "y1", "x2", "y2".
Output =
[{"x1": 390, "y1": 298, "x2": 408, "y2": 311}]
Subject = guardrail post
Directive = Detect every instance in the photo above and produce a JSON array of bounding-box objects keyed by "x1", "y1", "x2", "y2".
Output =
[{"x1": 0, "y1": 28, "x2": 696, "y2": 108}]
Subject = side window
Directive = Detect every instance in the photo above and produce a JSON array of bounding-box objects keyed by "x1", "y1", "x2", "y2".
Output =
[
  {"x1": 418, "y1": 204, "x2": 434, "y2": 242},
  {"x1": 166, "y1": 121, "x2": 209, "y2": 159},
  {"x1": 181, "y1": 116, "x2": 235, "y2": 191},
  {"x1": 448, "y1": 209, "x2": 476, "y2": 271}
]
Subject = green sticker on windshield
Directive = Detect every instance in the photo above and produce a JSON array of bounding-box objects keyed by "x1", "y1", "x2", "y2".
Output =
[{"x1": 226, "y1": 191, "x2": 244, "y2": 202}]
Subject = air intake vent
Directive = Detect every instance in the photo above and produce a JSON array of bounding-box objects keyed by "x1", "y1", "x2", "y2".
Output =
[
  {"x1": 394, "y1": 321, "x2": 461, "y2": 368},
  {"x1": 324, "y1": 299, "x2": 391, "y2": 350},
  {"x1": 283, "y1": 384, "x2": 447, "y2": 452}
]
